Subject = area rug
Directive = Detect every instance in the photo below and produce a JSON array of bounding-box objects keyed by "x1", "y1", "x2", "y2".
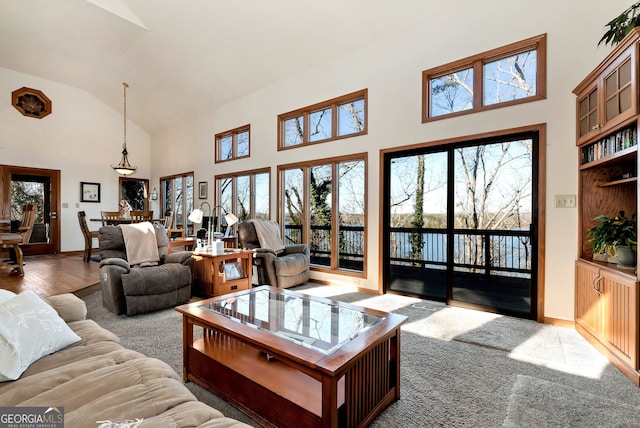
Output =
[{"x1": 82, "y1": 285, "x2": 640, "y2": 427}]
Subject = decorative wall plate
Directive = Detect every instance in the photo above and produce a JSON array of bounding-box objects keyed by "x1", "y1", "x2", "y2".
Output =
[{"x1": 12, "y1": 87, "x2": 52, "y2": 119}]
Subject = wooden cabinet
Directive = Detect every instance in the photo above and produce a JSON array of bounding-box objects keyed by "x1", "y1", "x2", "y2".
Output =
[
  {"x1": 575, "y1": 260, "x2": 638, "y2": 370},
  {"x1": 601, "y1": 269, "x2": 639, "y2": 368},
  {"x1": 192, "y1": 250, "x2": 253, "y2": 297},
  {"x1": 574, "y1": 29, "x2": 640, "y2": 386},
  {"x1": 575, "y1": 261, "x2": 602, "y2": 338},
  {"x1": 574, "y1": 32, "x2": 638, "y2": 146}
]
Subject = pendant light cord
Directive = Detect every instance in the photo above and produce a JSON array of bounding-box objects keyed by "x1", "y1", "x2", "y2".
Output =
[{"x1": 123, "y1": 82, "x2": 128, "y2": 150}]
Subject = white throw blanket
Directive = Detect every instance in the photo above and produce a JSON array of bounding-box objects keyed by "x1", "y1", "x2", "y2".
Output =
[
  {"x1": 249, "y1": 219, "x2": 285, "y2": 253},
  {"x1": 119, "y1": 222, "x2": 159, "y2": 267}
]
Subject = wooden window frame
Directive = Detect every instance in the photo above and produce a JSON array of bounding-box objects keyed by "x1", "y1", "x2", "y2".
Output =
[
  {"x1": 215, "y1": 124, "x2": 251, "y2": 163},
  {"x1": 159, "y1": 171, "x2": 194, "y2": 233},
  {"x1": 422, "y1": 34, "x2": 546, "y2": 122},
  {"x1": 278, "y1": 153, "x2": 367, "y2": 276},
  {"x1": 278, "y1": 89, "x2": 368, "y2": 150},
  {"x1": 215, "y1": 167, "x2": 271, "y2": 222}
]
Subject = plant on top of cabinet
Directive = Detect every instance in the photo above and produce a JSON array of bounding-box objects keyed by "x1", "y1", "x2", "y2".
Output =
[
  {"x1": 587, "y1": 211, "x2": 637, "y2": 263},
  {"x1": 600, "y1": 2, "x2": 640, "y2": 47}
]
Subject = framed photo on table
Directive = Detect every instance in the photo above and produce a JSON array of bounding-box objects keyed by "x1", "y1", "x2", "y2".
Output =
[
  {"x1": 198, "y1": 181, "x2": 207, "y2": 199},
  {"x1": 223, "y1": 261, "x2": 244, "y2": 280},
  {"x1": 80, "y1": 182, "x2": 101, "y2": 203}
]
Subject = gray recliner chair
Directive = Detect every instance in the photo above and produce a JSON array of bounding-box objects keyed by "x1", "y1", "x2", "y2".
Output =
[
  {"x1": 98, "y1": 223, "x2": 193, "y2": 316},
  {"x1": 238, "y1": 220, "x2": 310, "y2": 289}
]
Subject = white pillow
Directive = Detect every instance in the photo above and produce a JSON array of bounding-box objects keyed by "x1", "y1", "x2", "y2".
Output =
[
  {"x1": 0, "y1": 289, "x2": 15, "y2": 304},
  {"x1": 0, "y1": 290, "x2": 81, "y2": 381}
]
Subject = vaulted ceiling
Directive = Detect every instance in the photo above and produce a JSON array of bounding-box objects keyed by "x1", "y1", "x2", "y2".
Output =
[{"x1": 0, "y1": 0, "x2": 439, "y2": 133}]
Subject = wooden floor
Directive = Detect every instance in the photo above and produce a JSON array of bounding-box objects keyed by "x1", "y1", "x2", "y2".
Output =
[{"x1": 0, "y1": 253, "x2": 100, "y2": 297}]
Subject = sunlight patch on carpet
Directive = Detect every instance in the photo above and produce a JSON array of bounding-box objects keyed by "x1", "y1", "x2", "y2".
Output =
[
  {"x1": 402, "y1": 306, "x2": 499, "y2": 340},
  {"x1": 349, "y1": 293, "x2": 423, "y2": 313},
  {"x1": 508, "y1": 328, "x2": 609, "y2": 379}
]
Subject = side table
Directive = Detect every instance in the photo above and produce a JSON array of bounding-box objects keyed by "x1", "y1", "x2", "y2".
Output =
[{"x1": 192, "y1": 250, "x2": 253, "y2": 297}]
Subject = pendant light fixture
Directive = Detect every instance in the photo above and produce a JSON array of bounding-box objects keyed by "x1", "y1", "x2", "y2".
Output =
[{"x1": 112, "y1": 82, "x2": 137, "y2": 176}]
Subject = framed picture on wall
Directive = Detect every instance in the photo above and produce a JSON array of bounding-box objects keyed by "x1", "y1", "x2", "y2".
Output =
[
  {"x1": 199, "y1": 181, "x2": 207, "y2": 199},
  {"x1": 80, "y1": 182, "x2": 101, "y2": 203}
]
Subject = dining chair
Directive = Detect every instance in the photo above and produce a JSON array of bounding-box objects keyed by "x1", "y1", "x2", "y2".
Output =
[
  {"x1": 77, "y1": 211, "x2": 99, "y2": 262},
  {"x1": 130, "y1": 210, "x2": 153, "y2": 223},
  {"x1": 162, "y1": 211, "x2": 174, "y2": 229},
  {"x1": 0, "y1": 204, "x2": 37, "y2": 274},
  {"x1": 101, "y1": 211, "x2": 121, "y2": 226}
]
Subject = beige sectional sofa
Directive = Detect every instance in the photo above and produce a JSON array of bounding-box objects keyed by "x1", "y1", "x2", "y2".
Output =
[{"x1": 0, "y1": 292, "x2": 249, "y2": 427}]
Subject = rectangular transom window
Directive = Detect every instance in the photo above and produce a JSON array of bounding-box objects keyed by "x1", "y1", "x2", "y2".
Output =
[
  {"x1": 278, "y1": 90, "x2": 367, "y2": 150},
  {"x1": 215, "y1": 125, "x2": 250, "y2": 163},
  {"x1": 423, "y1": 34, "x2": 546, "y2": 122}
]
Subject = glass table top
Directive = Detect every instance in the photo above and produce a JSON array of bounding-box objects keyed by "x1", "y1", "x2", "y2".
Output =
[{"x1": 199, "y1": 288, "x2": 384, "y2": 355}]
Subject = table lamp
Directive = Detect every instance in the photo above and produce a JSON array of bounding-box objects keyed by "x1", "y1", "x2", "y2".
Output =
[
  {"x1": 224, "y1": 212, "x2": 238, "y2": 237},
  {"x1": 188, "y1": 202, "x2": 212, "y2": 250}
]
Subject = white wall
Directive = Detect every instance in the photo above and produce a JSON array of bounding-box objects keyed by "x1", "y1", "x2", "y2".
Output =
[
  {"x1": 0, "y1": 67, "x2": 151, "y2": 252},
  {"x1": 152, "y1": 0, "x2": 631, "y2": 321}
]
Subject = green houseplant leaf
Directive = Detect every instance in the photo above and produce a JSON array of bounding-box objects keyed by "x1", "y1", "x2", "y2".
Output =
[
  {"x1": 587, "y1": 211, "x2": 637, "y2": 256},
  {"x1": 599, "y1": 2, "x2": 640, "y2": 47}
]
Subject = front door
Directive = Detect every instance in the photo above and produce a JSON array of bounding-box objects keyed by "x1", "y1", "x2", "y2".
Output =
[
  {"x1": 383, "y1": 131, "x2": 538, "y2": 319},
  {"x1": 0, "y1": 165, "x2": 60, "y2": 255}
]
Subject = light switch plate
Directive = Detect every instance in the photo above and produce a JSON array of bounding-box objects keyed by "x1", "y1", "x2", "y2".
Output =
[{"x1": 555, "y1": 195, "x2": 576, "y2": 208}]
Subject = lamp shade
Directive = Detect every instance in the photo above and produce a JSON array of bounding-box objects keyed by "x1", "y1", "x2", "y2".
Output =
[
  {"x1": 225, "y1": 212, "x2": 239, "y2": 227},
  {"x1": 224, "y1": 212, "x2": 238, "y2": 237},
  {"x1": 188, "y1": 209, "x2": 204, "y2": 224}
]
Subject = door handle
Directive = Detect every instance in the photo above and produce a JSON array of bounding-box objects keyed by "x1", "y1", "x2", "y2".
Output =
[{"x1": 592, "y1": 274, "x2": 602, "y2": 295}]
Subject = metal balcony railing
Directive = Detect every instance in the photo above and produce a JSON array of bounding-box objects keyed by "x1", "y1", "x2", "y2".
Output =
[{"x1": 285, "y1": 224, "x2": 532, "y2": 278}]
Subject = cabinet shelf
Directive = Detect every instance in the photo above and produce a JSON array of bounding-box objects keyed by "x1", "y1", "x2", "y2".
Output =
[
  {"x1": 580, "y1": 145, "x2": 636, "y2": 170},
  {"x1": 577, "y1": 257, "x2": 637, "y2": 279},
  {"x1": 599, "y1": 177, "x2": 637, "y2": 187}
]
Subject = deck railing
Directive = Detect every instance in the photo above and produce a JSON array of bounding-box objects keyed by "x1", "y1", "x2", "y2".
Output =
[{"x1": 285, "y1": 224, "x2": 531, "y2": 277}]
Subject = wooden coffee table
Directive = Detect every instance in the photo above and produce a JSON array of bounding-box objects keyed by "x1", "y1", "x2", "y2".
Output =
[{"x1": 175, "y1": 286, "x2": 407, "y2": 428}]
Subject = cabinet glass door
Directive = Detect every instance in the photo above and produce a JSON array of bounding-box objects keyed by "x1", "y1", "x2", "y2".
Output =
[
  {"x1": 604, "y1": 58, "x2": 632, "y2": 123},
  {"x1": 578, "y1": 87, "x2": 599, "y2": 139}
]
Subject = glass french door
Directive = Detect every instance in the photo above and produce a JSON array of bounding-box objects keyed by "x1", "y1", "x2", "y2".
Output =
[
  {"x1": 1, "y1": 165, "x2": 60, "y2": 256},
  {"x1": 384, "y1": 132, "x2": 538, "y2": 319}
]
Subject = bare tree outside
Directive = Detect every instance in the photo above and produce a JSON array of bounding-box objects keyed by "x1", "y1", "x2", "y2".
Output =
[
  {"x1": 430, "y1": 48, "x2": 537, "y2": 117},
  {"x1": 454, "y1": 140, "x2": 532, "y2": 273}
]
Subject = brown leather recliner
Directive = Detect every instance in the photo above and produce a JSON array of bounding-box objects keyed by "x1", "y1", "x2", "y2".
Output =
[{"x1": 238, "y1": 220, "x2": 310, "y2": 289}]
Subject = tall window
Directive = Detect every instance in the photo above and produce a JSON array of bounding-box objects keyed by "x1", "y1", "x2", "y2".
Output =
[
  {"x1": 278, "y1": 90, "x2": 367, "y2": 150},
  {"x1": 160, "y1": 172, "x2": 194, "y2": 233},
  {"x1": 215, "y1": 169, "x2": 270, "y2": 234},
  {"x1": 423, "y1": 34, "x2": 546, "y2": 121},
  {"x1": 215, "y1": 125, "x2": 250, "y2": 162},
  {"x1": 279, "y1": 154, "x2": 366, "y2": 274}
]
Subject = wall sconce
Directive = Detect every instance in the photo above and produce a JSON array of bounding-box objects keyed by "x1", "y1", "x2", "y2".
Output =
[{"x1": 150, "y1": 187, "x2": 158, "y2": 200}]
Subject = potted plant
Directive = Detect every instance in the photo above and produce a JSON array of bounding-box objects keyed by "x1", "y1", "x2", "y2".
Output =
[
  {"x1": 599, "y1": 2, "x2": 640, "y2": 47},
  {"x1": 587, "y1": 211, "x2": 637, "y2": 266}
]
